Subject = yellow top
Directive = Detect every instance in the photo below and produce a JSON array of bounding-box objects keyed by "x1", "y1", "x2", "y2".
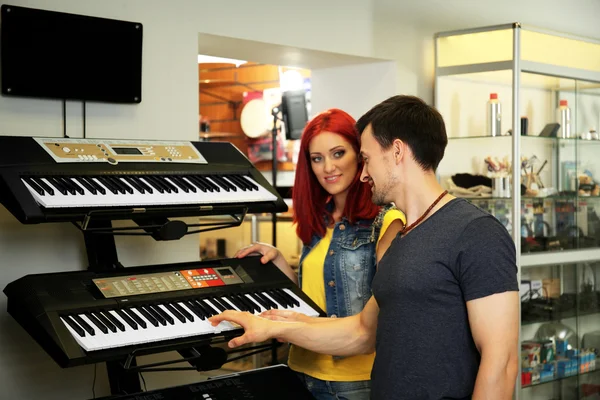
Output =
[{"x1": 287, "y1": 208, "x2": 405, "y2": 381}]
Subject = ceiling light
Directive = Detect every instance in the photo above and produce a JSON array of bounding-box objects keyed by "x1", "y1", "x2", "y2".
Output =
[{"x1": 197, "y1": 55, "x2": 247, "y2": 67}]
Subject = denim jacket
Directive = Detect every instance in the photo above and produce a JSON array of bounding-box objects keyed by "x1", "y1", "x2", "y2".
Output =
[{"x1": 297, "y1": 214, "x2": 385, "y2": 319}]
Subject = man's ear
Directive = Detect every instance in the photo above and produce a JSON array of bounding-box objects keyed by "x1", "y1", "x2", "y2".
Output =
[{"x1": 393, "y1": 139, "x2": 405, "y2": 164}]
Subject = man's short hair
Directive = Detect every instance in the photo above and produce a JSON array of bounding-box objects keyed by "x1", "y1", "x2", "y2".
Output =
[{"x1": 356, "y1": 95, "x2": 448, "y2": 171}]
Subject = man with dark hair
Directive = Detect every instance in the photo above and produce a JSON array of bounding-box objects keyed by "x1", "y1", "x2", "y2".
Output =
[{"x1": 210, "y1": 95, "x2": 520, "y2": 400}]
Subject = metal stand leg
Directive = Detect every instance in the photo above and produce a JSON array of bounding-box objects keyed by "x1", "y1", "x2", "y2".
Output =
[
  {"x1": 83, "y1": 221, "x2": 137, "y2": 395},
  {"x1": 106, "y1": 358, "x2": 142, "y2": 395}
]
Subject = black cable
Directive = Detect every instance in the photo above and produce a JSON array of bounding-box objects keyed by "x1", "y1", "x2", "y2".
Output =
[
  {"x1": 62, "y1": 99, "x2": 69, "y2": 138},
  {"x1": 83, "y1": 101, "x2": 86, "y2": 139},
  {"x1": 140, "y1": 372, "x2": 147, "y2": 392},
  {"x1": 92, "y1": 363, "x2": 97, "y2": 399}
]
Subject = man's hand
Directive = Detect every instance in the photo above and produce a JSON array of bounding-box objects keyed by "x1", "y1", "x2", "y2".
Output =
[
  {"x1": 260, "y1": 309, "x2": 315, "y2": 323},
  {"x1": 209, "y1": 310, "x2": 291, "y2": 348},
  {"x1": 210, "y1": 297, "x2": 380, "y2": 357}
]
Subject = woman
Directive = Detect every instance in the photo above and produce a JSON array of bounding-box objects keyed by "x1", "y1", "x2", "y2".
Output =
[{"x1": 235, "y1": 108, "x2": 405, "y2": 400}]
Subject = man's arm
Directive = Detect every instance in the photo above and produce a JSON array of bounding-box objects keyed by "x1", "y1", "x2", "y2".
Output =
[
  {"x1": 209, "y1": 296, "x2": 380, "y2": 355},
  {"x1": 468, "y1": 291, "x2": 519, "y2": 400}
]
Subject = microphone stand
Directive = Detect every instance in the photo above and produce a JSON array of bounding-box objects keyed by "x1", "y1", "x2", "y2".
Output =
[
  {"x1": 270, "y1": 106, "x2": 281, "y2": 248},
  {"x1": 269, "y1": 106, "x2": 281, "y2": 365}
]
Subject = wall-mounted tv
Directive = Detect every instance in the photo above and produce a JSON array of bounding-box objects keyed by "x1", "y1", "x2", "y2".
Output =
[{"x1": 1, "y1": 5, "x2": 143, "y2": 104}]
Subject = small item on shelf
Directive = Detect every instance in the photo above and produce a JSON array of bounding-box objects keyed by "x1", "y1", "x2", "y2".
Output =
[
  {"x1": 539, "y1": 340, "x2": 555, "y2": 363},
  {"x1": 447, "y1": 173, "x2": 492, "y2": 198},
  {"x1": 484, "y1": 156, "x2": 512, "y2": 198},
  {"x1": 199, "y1": 115, "x2": 210, "y2": 133},
  {"x1": 484, "y1": 156, "x2": 500, "y2": 172},
  {"x1": 491, "y1": 177, "x2": 502, "y2": 197},
  {"x1": 447, "y1": 173, "x2": 528, "y2": 198},
  {"x1": 580, "y1": 128, "x2": 599, "y2": 140},
  {"x1": 555, "y1": 339, "x2": 568, "y2": 357},
  {"x1": 491, "y1": 176, "x2": 511, "y2": 198},
  {"x1": 538, "y1": 123, "x2": 561, "y2": 138},
  {"x1": 578, "y1": 174, "x2": 598, "y2": 197},
  {"x1": 556, "y1": 99, "x2": 571, "y2": 138},
  {"x1": 487, "y1": 93, "x2": 502, "y2": 136},
  {"x1": 484, "y1": 155, "x2": 510, "y2": 174},
  {"x1": 522, "y1": 341, "x2": 541, "y2": 368},
  {"x1": 520, "y1": 155, "x2": 556, "y2": 197},
  {"x1": 521, "y1": 116, "x2": 529, "y2": 136}
]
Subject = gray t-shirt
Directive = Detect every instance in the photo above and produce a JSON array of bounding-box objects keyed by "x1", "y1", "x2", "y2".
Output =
[{"x1": 371, "y1": 198, "x2": 518, "y2": 400}]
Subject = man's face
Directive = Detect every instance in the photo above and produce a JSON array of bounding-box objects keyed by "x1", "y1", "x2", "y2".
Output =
[{"x1": 360, "y1": 125, "x2": 396, "y2": 205}]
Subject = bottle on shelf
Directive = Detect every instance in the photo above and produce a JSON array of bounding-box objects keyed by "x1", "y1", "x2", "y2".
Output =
[
  {"x1": 556, "y1": 100, "x2": 571, "y2": 138},
  {"x1": 487, "y1": 93, "x2": 502, "y2": 136}
]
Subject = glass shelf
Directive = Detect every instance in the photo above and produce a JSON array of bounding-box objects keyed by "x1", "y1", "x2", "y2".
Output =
[
  {"x1": 461, "y1": 195, "x2": 600, "y2": 201},
  {"x1": 560, "y1": 138, "x2": 600, "y2": 145},
  {"x1": 521, "y1": 306, "x2": 600, "y2": 327},
  {"x1": 522, "y1": 367, "x2": 600, "y2": 389},
  {"x1": 448, "y1": 135, "x2": 600, "y2": 143},
  {"x1": 436, "y1": 23, "x2": 600, "y2": 400},
  {"x1": 448, "y1": 135, "x2": 556, "y2": 140}
]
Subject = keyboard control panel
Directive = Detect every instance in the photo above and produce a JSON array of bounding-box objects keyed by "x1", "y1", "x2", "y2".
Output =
[
  {"x1": 34, "y1": 137, "x2": 207, "y2": 164},
  {"x1": 93, "y1": 265, "x2": 245, "y2": 298}
]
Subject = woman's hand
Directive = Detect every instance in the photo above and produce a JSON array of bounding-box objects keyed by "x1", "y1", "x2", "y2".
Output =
[
  {"x1": 234, "y1": 242, "x2": 298, "y2": 284},
  {"x1": 235, "y1": 242, "x2": 281, "y2": 264}
]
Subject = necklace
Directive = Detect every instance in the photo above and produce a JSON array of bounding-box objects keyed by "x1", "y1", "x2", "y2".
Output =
[{"x1": 401, "y1": 190, "x2": 448, "y2": 236}]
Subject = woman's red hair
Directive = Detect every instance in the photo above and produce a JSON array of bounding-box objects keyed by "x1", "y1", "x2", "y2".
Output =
[{"x1": 292, "y1": 108, "x2": 380, "y2": 245}]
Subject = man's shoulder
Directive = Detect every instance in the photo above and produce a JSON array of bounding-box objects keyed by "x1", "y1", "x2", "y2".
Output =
[
  {"x1": 439, "y1": 198, "x2": 496, "y2": 226},
  {"x1": 438, "y1": 199, "x2": 509, "y2": 241}
]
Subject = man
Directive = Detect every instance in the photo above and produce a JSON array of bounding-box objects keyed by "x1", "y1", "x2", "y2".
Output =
[{"x1": 210, "y1": 95, "x2": 519, "y2": 400}]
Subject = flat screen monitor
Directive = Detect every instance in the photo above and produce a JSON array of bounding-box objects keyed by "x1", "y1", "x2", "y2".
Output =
[
  {"x1": 1, "y1": 5, "x2": 143, "y2": 104},
  {"x1": 281, "y1": 90, "x2": 308, "y2": 140}
]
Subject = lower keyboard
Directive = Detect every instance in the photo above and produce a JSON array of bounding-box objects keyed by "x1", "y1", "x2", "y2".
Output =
[{"x1": 61, "y1": 288, "x2": 318, "y2": 352}]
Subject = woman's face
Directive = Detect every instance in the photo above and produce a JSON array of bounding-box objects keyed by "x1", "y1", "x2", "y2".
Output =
[{"x1": 308, "y1": 131, "x2": 358, "y2": 197}]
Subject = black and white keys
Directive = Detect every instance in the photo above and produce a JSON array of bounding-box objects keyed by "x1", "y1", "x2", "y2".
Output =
[
  {"x1": 22, "y1": 174, "x2": 277, "y2": 209},
  {"x1": 60, "y1": 289, "x2": 319, "y2": 352}
]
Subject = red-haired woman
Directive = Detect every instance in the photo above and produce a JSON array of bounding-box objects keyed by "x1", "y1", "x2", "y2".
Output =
[{"x1": 235, "y1": 108, "x2": 405, "y2": 400}]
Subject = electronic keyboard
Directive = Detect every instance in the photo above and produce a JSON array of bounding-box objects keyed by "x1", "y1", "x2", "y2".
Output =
[
  {"x1": 0, "y1": 136, "x2": 287, "y2": 224},
  {"x1": 93, "y1": 364, "x2": 316, "y2": 400},
  {"x1": 3, "y1": 256, "x2": 325, "y2": 368}
]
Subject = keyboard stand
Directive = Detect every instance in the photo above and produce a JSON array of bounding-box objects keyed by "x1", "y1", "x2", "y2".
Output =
[
  {"x1": 73, "y1": 204, "x2": 249, "y2": 240},
  {"x1": 83, "y1": 220, "x2": 124, "y2": 271},
  {"x1": 80, "y1": 213, "x2": 282, "y2": 396},
  {"x1": 82, "y1": 219, "x2": 140, "y2": 394}
]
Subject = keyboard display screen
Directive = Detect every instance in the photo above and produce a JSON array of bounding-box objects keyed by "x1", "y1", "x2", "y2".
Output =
[
  {"x1": 93, "y1": 267, "x2": 241, "y2": 298},
  {"x1": 112, "y1": 147, "x2": 143, "y2": 155}
]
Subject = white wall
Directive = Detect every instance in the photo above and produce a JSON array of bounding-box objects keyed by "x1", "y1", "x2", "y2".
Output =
[
  {"x1": 311, "y1": 61, "x2": 398, "y2": 120},
  {"x1": 0, "y1": 1, "x2": 379, "y2": 399},
  {"x1": 0, "y1": 1, "x2": 199, "y2": 140},
  {"x1": 371, "y1": 3, "x2": 436, "y2": 102}
]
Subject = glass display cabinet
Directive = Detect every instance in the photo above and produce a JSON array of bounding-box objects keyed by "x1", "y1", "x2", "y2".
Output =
[{"x1": 434, "y1": 23, "x2": 600, "y2": 399}]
